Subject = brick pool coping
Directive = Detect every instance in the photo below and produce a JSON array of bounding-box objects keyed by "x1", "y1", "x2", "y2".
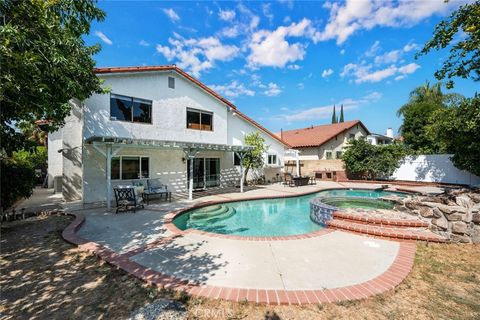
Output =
[{"x1": 63, "y1": 209, "x2": 417, "y2": 305}]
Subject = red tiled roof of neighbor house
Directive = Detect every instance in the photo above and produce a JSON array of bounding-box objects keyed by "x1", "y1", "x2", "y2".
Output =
[
  {"x1": 278, "y1": 120, "x2": 370, "y2": 148},
  {"x1": 93, "y1": 65, "x2": 291, "y2": 148}
]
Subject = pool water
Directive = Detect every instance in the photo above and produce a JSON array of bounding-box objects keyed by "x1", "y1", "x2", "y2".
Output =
[
  {"x1": 320, "y1": 197, "x2": 395, "y2": 210},
  {"x1": 173, "y1": 189, "x2": 404, "y2": 237}
]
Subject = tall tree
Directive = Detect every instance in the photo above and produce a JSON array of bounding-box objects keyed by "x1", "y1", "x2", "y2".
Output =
[
  {"x1": 417, "y1": 1, "x2": 480, "y2": 89},
  {"x1": 331, "y1": 105, "x2": 337, "y2": 124},
  {"x1": 427, "y1": 95, "x2": 480, "y2": 176},
  {"x1": 339, "y1": 104, "x2": 344, "y2": 122},
  {"x1": 397, "y1": 82, "x2": 461, "y2": 153},
  {"x1": 0, "y1": 0, "x2": 106, "y2": 155}
]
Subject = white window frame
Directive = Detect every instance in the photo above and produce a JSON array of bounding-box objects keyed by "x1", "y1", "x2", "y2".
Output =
[
  {"x1": 111, "y1": 156, "x2": 150, "y2": 180},
  {"x1": 325, "y1": 151, "x2": 333, "y2": 160},
  {"x1": 267, "y1": 154, "x2": 278, "y2": 166}
]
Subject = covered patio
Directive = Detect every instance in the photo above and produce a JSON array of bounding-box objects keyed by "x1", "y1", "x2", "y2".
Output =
[{"x1": 86, "y1": 136, "x2": 254, "y2": 209}]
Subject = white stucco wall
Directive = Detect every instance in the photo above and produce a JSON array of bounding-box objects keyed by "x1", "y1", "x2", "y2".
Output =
[
  {"x1": 392, "y1": 155, "x2": 480, "y2": 186},
  {"x1": 47, "y1": 129, "x2": 63, "y2": 188}
]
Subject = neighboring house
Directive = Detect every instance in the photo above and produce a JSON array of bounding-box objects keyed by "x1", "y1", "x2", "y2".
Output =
[
  {"x1": 279, "y1": 120, "x2": 369, "y2": 180},
  {"x1": 367, "y1": 128, "x2": 394, "y2": 145},
  {"x1": 48, "y1": 65, "x2": 290, "y2": 204}
]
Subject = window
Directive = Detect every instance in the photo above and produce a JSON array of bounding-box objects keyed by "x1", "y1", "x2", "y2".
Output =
[
  {"x1": 111, "y1": 156, "x2": 149, "y2": 180},
  {"x1": 110, "y1": 94, "x2": 152, "y2": 124},
  {"x1": 267, "y1": 154, "x2": 277, "y2": 165},
  {"x1": 233, "y1": 153, "x2": 241, "y2": 166},
  {"x1": 186, "y1": 108, "x2": 213, "y2": 131},
  {"x1": 326, "y1": 151, "x2": 332, "y2": 160},
  {"x1": 349, "y1": 133, "x2": 355, "y2": 140},
  {"x1": 336, "y1": 151, "x2": 342, "y2": 159},
  {"x1": 168, "y1": 76, "x2": 175, "y2": 89},
  {"x1": 368, "y1": 139, "x2": 373, "y2": 144}
]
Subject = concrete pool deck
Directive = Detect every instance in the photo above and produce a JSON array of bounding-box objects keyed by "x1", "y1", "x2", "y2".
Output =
[{"x1": 62, "y1": 182, "x2": 438, "y2": 304}]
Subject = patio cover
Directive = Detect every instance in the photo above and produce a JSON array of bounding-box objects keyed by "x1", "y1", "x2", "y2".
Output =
[{"x1": 86, "y1": 136, "x2": 253, "y2": 208}]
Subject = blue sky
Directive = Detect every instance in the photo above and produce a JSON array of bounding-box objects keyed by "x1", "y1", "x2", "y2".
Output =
[{"x1": 86, "y1": 0, "x2": 477, "y2": 136}]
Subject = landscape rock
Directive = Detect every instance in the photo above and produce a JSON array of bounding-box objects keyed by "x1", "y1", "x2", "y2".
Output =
[
  {"x1": 472, "y1": 213, "x2": 480, "y2": 224},
  {"x1": 467, "y1": 192, "x2": 480, "y2": 203},
  {"x1": 432, "y1": 207, "x2": 443, "y2": 218},
  {"x1": 451, "y1": 221, "x2": 468, "y2": 234},
  {"x1": 445, "y1": 212, "x2": 463, "y2": 221},
  {"x1": 471, "y1": 225, "x2": 480, "y2": 244},
  {"x1": 455, "y1": 195, "x2": 474, "y2": 208},
  {"x1": 128, "y1": 299, "x2": 186, "y2": 320},
  {"x1": 421, "y1": 202, "x2": 445, "y2": 208},
  {"x1": 450, "y1": 233, "x2": 472, "y2": 243},
  {"x1": 438, "y1": 205, "x2": 467, "y2": 215},
  {"x1": 418, "y1": 207, "x2": 434, "y2": 218},
  {"x1": 432, "y1": 216, "x2": 448, "y2": 230},
  {"x1": 404, "y1": 199, "x2": 420, "y2": 210}
]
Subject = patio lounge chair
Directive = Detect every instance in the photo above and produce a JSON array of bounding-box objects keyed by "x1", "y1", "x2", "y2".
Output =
[
  {"x1": 113, "y1": 186, "x2": 144, "y2": 213},
  {"x1": 144, "y1": 178, "x2": 171, "y2": 204}
]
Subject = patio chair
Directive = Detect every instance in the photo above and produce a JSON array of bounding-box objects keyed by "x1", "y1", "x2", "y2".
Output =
[
  {"x1": 113, "y1": 185, "x2": 144, "y2": 213},
  {"x1": 283, "y1": 173, "x2": 295, "y2": 187},
  {"x1": 144, "y1": 178, "x2": 171, "y2": 204}
]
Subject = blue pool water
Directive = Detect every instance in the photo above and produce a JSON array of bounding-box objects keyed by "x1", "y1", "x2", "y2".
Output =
[{"x1": 173, "y1": 189, "x2": 405, "y2": 237}]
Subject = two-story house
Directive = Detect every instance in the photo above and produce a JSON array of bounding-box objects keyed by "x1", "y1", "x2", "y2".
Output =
[
  {"x1": 47, "y1": 65, "x2": 290, "y2": 205},
  {"x1": 279, "y1": 120, "x2": 370, "y2": 180}
]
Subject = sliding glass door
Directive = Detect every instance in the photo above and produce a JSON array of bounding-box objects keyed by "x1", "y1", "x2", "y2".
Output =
[{"x1": 187, "y1": 158, "x2": 220, "y2": 189}]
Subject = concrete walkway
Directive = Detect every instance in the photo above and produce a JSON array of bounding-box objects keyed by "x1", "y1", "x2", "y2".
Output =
[{"x1": 68, "y1": 181, "x2": 435, "y2": 301}]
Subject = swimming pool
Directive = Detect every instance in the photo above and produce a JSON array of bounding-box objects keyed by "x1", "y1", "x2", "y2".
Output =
[{"x1": 172, "y1": 189, "x2": 404, "y2": 237}]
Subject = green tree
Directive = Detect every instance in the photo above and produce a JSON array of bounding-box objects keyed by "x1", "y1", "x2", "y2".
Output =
[
  {"x1": 331, "y1": 105, "x2": 337, "y2": 124},
  {"x1": 17, "y1": 121, "x2": 48, "y2": 146},
  {"x1": 0, "y1": 0, "x2": 105, "y2": 155},
  {"x1": 242, "y1": 132, "x2": 268, "y2": 185},
  {"x1": 417, "y1": 1, "x2": 480, "y2": 89},
  {"x1": 339, "y1": 104, "x2": 344, "y2": 123},
  {"x1": 397, "y1": 82, "x2": 461, "y2": 153},
  {"x1": 342, "y1": 138, "x2": 407, "y2": 180},
  {"x1": 427, "y1": 95, "x2": 480, "y2": 176}
]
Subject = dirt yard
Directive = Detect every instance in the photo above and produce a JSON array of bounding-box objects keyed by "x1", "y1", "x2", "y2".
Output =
[{"x1": 1, "y1": 215, "x2": 479, "y2": 319}]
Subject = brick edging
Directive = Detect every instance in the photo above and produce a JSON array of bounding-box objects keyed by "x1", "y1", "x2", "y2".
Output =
[
  {"x1": 62, "y1": 213, "x2": 417, "y2": 305},
  {"x1": 333, "y1": 211, "x2": 429, "y2": 228}
]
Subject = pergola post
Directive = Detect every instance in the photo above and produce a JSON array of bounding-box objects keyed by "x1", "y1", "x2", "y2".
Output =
[
  {"x1": 184, "y1": 148, "x2": 199, "y2": 201},
  {"x1": 106, "y1": 144, "x2": 112, "y2": 209},
  {"x1": 295, "y1": 150, "x2": 300, "y2": 177},
  {"x1": 235, "y1": 151, "x2": 248, "y2": 193}
]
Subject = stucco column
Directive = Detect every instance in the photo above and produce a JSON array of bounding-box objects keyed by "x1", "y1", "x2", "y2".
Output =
[
  {"x1": 106, "y1": 144, "x2": 112, "y2": 209},
  {"x1": 295, "y1": 150, "x2": 300, "y2": 177},
  {"x1": 235, "y1": 151, "x2": 248, "y2": 193},
  {"x1": 184, "y1": 148, "x2": 199, "y2": 201}
]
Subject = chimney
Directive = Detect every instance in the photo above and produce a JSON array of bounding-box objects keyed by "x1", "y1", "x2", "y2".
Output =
[
  {"x1": 386, "y1": 128, "x2": 394, "y2": 138},
  {"x1": 280, "y1": 128, "x2": 283, "y2": 140}
]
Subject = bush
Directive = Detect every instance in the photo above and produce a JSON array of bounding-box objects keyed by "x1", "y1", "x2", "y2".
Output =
[
  {"x1": 1, "y1": 147, "x2": 47, "y2": 210},
  {"x1": 1, "y1": 159, "x2": 36, "y2": 210},
  {"x1": 342, "y1": 139, "x2": 407, "y2": 180}
]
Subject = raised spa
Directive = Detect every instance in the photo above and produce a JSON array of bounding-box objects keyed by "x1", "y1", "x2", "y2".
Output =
[{"x1": 172, "y1": 189, "x2": 404, "y2": 237}]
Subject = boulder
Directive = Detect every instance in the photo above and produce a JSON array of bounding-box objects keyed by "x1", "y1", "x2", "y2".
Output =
[
  {"x1": 432, "y1": 207, "x2": 443, "y2": 218},
  {"x1": 418, "y1": 196, "x2": 443, "y2": 204},
  {"x1": 437, "y1": 205, "x2": 467, "y2": 215},
  {"x1": 471, "y1": 225, "x2": 480, "y2": 244},
  {"x1": 432, "y1": 216, "x2": 448, "y2": 230},
  {"x1": 421, "y1": 201, "x2": 444, "y2": 208},
  {"x1": 450, "y1": 233, "x2": 472, "y2": 244},
  {"x1": 472, "y1": 212, "x2": 480, "y2": 224},
  {"x1": 404, "y1": 199, "x2": 420, "y2": 210},
  {"x1": 445, "y1": 212, "x2": 464, "y2": 221},
  {"x1": 467, "y1": 193, "x2": 480, "y2": 203},
  {"x1": 418, "y1": 207, "x2": 434, "y2": 218},
  {"x1": 455, "y1": 194, "x2": 474, "y2": 208},
  {"x1": 451, "y1": 221, "x2": 468, "y2": 234}
]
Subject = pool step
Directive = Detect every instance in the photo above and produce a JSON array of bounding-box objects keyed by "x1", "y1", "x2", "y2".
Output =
[
  {"x1": 327, "y1": 219, "x2": 447, "y2": 242},
  {"x1": 189, "y1": 206, "x2": 236, "y2": 225},
  {"x1": 332, "y1": 212, "x2": 429, "y2": 228}
]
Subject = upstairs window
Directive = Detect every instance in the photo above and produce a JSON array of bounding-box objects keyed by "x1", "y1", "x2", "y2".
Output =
[
  {"x1": 325, "y1": 151, "x2": 332, "y2": 160},
  {"x1": 267, "y1": 154, "x2": 277, "y2": 165},
  {"x1": 336, "y1": 151, "x2": 342, "y2": 159},
  {"x1": 110, "y1": 94, "x2": 152, "y2": 124},
  {"x1": 168, "y1": 76, "x2": 175, "y2": 89},
  {"x1": 349, "y1": 133, "x2": 355, "y2": 140},
  {"x1": 186, "y1": 108, "x2": 213, "y2": 131}
]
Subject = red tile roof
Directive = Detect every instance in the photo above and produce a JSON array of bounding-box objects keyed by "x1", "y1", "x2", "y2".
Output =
[
  {"x1": 278, "y1": 120, "x2": 370, "y2": 148},
  {"x1": 93, "y1": 65, "x2": 291, "y2": 148}
]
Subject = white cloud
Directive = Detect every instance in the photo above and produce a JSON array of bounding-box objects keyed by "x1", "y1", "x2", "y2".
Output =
[
  {"x1": 278, "y1": 91, "x2": 381, "y2": 122},
  {"x1": 163, "y1": 8, "x2": 180, "y2": 22},
  {"x1": 264, "y1": 82, "x2": 282, "y2": 96},
  {"x1": 287, "y1": 64, "x2": 301, "y2": 70},
  {"x1": 247, "y1": 18, "x2": 317, "y2": 68},
  {"x1": 218, "y1": 9, "x2": 235, "y2": 21},
  {"x1": 262, "y1": 3, "x2": 274, "y2": 23},
  {"x1": 365, "y1": 41, "x2": 380, "y2": 57},
  {"x1": 317, "y1": 0, "x2": 456, "y2": 44},
  {"x1": 221, "y1": 25, "x2": 239, "y2": 38},
  {"x1": 374, "y1": 50, "x2": 402, "y2": 65},
  {"x1": 139, "y1": 40, "x2": 150, "y2": 47},
  {"x1": 340, "y1": 62, "x2": 420, "y2": 83},
  {"x1": 156, "y1": 34, "x2": 239, "y2": 77},
  {"x1": 403, "y1": 42, "x2": 419, "y2": 52},
  {"x1": 297, "y1": 82, "x2": 304, "y2": 90},
  {"x1": 210, "y1": 80, "x2": 255, "y2": 98},
  {"x1": 94, "y1": 31, "x2": 112, "y2": 45},
  {"x1": 322, "y1": 68, "x2": 334, "y2": 78},
  {"x1": 340, "y1": 49, "x2": 346, "y2": 55}
]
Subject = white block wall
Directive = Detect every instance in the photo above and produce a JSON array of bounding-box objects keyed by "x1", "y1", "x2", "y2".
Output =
[{"x1": 392, "y1": 155, "x2": 480, "y2": 186}]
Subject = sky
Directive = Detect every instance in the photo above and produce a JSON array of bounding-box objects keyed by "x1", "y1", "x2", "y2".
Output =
[{"x1": 86, "y1": 0, "x2": 478, "y2": 136}]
